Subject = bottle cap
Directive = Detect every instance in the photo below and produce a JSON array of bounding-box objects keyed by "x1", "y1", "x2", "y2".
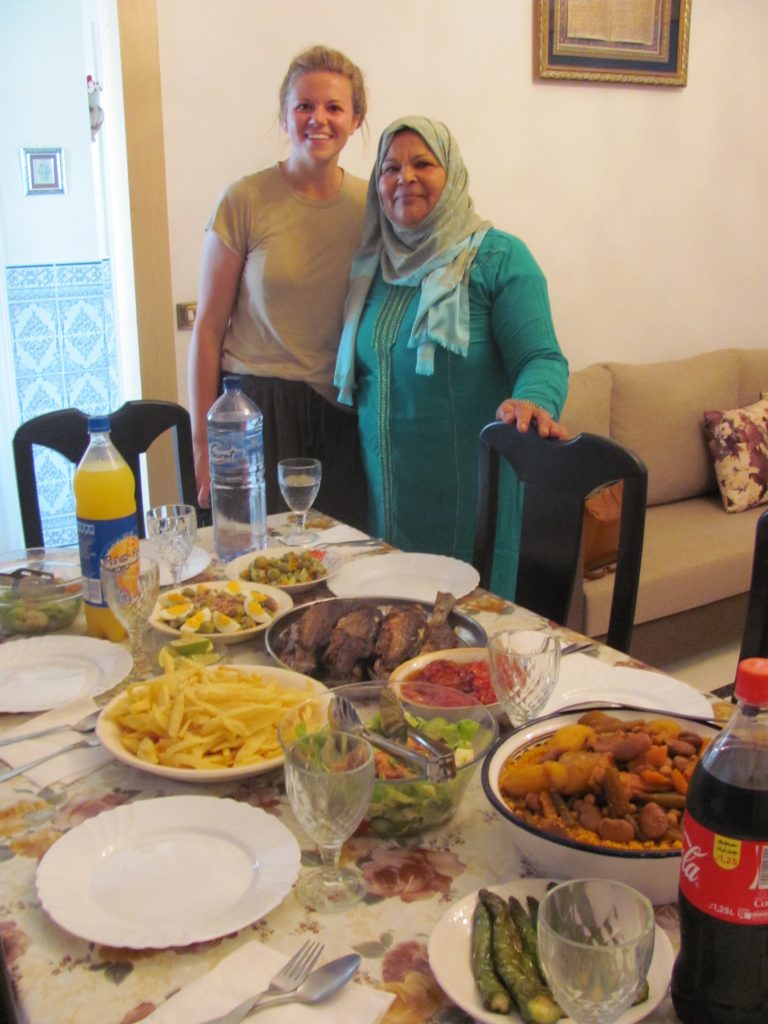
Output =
[
  {"x1": 222, "y1": 375, "x2": 242, "y2": 391},
  {"x1": 87, "y1": 415, "x2": 110, "y2": 433},
  {"x1": 734, "y1": 657, "x2": 768, "y2": 704}
]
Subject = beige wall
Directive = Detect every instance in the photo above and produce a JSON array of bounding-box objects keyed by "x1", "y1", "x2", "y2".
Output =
[{"x1": 154, "y1": 0, "x2": 768, "y2": 405}]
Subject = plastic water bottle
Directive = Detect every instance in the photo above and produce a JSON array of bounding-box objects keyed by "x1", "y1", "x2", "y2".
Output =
[{"x1": 207, "y1": 375, "x2": 267, "y2": 560}]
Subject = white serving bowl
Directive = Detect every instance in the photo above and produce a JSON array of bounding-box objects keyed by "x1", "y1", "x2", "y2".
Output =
[
  {"x1": 481, "y1": 705, "x2": 719, "y2": 904},
  {"x1": 389, "y1": 647, "x2": 501, "y2": 717}
]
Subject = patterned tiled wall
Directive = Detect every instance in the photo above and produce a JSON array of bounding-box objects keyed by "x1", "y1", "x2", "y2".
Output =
[{"x1": 7, "y1": 261, "x2": 120, "y2": 548}]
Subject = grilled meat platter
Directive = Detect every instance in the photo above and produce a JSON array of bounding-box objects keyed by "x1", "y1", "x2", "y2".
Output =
[{"x1": 266, "y1": 592, "x2": 487, "y2": 683}]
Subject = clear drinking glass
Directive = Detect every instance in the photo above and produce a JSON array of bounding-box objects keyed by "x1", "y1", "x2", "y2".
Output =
[
  {"x1": 278, "y1": 458, "x2": 322, "y2": 546},
  {"x1": 100, "y1": 555, "x2": 160, "y2": 681},
  {"x1": 487, "y1": 629, "x2": 560, "y2": 726},
  {"x1": 146, "y1": 504, "x2": 197, "y2": 585},
  {"x1": 537, "y1": 879, "x2": 656, "y2": 1024},
  {"x1": 284, "y1": 730, "x2": 374, "y2": 912}
]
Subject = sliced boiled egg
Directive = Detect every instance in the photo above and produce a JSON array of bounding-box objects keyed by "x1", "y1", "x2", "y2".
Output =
[
  {"x1": 212, "y1": 610, "x2": 240, "y2": 634},
  {"x1": 245, "y1": 595, "x2": 273, "y2": 625},
  {"x1": 180, "y1": 607, "x2": 212, "y2": 633},
  {"x1": 223, "y1": 580, "x2": 242, "y2": 595},
  {"x1": 159, "y1": 601, "x2": 193, "y2": 622}
]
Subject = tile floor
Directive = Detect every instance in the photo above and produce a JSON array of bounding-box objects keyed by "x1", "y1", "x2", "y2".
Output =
[{"x1": 656, "y1": 640, "x2": 740, "y2": 695}]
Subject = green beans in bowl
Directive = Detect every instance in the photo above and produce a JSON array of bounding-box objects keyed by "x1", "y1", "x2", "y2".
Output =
[
  {"x1": 278, "y1": 682, "x2": 497, "y2": 837},
  {"x1": 0, "y1": 548, "x2": 83, "y2": 635}
]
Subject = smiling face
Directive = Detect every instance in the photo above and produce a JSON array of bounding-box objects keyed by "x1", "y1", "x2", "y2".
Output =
[
  {"x1": 282, "y1": 71, "x2": 360, "y2": 167},
  {"x1": 378, "y1": 130, "x2": 448, "y2": 228}
]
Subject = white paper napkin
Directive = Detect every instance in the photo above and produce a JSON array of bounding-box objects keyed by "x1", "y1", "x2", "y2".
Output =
[
  {"x1": 143, "y1": 939, "x2": 394, "y2": 1024},
  {"x1": 313, "y1": 525, "x2": 373, "y2": 544},
  {"x1": 0, "y1": 697, "x2": 113, "y2": 787}
]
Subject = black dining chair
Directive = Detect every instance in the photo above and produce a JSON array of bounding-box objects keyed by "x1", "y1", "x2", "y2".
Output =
[
  {"x1": 473, "y1": 423, "x2": 648, "y2": 654},
  {"x1": 13, "y1": 400, "x2": 208, "y2": 548},
  {"x1": 738, "y1": 506, "x2": 768, "y2": 662},
  {"x1": 0, "y1": 939, "x2": 18, "y2": 1024}
]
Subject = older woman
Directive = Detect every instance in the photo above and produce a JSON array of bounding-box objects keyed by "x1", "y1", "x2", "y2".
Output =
[{"x1": 335, "y1": 116, "x2": 568, "y2": 598}]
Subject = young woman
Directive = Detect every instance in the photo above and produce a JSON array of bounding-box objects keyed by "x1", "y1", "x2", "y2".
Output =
[
  {"x1": 189, "y1": 46, "x2": 368, "y2": 528},
  {"x1": 335, "y1": 117, "x2": 569, "y2": 596}
]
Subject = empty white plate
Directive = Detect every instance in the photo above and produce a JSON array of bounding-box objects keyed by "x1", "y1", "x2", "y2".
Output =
[
  {"x1": 0, "y1": 635, "x2": 132, "y2": 713},
  {"x1": 328, "y1": 552, "x2": 479, "y2": 603},
  {"x1": 36, "y1": 795, "x2": 300, "y2": 948}
]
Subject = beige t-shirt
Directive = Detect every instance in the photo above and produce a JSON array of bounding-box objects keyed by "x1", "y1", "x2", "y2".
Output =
[{"x1": 209, "y1": 165, "x2": 366, "y2": 398}]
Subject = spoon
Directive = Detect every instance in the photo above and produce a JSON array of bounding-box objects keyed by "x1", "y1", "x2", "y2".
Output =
[
  {"x1": 0, "y1": 709, "x2": 101, "y2": 748},
  {"x1": 206, "y1": 953, "x2": 361, "y2": 1024},
  {"x1": 0, "y1": 736, "x2": 102, "y2": 783}
]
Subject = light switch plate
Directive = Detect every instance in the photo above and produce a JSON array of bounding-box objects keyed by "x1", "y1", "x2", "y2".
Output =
[{"x1": 176, "y1": 302, "x2": 197, "y2": 329}]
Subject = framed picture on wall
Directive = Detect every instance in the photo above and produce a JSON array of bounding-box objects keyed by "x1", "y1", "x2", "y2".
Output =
[
  {"x1": 21, "y1": 148, "x2": 66, "y2": 195},
  {"x1": 537, "y1": 0, "x2": 692, "y2": 86}
]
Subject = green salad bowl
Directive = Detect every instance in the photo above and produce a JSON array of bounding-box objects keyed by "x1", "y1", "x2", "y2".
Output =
[{"x1": 277, "y1": 681, "x2": 498, "y2": 838}]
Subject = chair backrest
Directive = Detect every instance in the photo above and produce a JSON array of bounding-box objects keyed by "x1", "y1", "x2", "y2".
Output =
[
  {"x1": 13, "y1": 400, "x2": 203, "y2": 548},
  {"x1": 473, "y1": 423, "x2": 648, "y2": 654},
  {"x1": 739, "y1": 507, "x2": 768, "y2": 662}
]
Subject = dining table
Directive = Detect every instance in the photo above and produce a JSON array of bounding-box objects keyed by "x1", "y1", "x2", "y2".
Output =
[{"x1": 0, "y1": 512, "x2": 730, "y2": 1024}]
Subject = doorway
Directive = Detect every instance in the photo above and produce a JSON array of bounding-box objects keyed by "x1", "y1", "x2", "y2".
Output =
[{"x1": 0, "y1": 0, "x2": 177, "y2": 552}]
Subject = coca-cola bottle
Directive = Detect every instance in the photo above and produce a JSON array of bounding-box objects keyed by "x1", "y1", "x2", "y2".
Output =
[{"x1": 671, "y1": 657, "x2": 768, "y2": 1024}]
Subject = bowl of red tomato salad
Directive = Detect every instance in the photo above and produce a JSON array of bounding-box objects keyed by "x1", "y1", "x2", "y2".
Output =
[{"x1": 389, "y1": 647, "x2": 501, "y2": 718}]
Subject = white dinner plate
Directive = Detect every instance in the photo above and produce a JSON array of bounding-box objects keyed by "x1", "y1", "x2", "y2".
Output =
[
  {"x1": 328, "y1": 552, "x2": 480, "y2": 602},
  {"x1": 225, "y1": 545, "x2": 343, "y2": 594},
  {"x1": 96, "y1": 665, "x2": 326, "y2": 781},
  {"x1": 0, "y1": 635, "x2": 132, "y2": 713},
  {"x1": 149, "y1": 580, "x2": 293, "y2": 645},
  {"x1": 36, "y1": 795, "x2": 300, "y2": 948},
  {"x1": 428, "y1": 878, "x2": 674, "y2": 1024},
  {"x1": 140, "y1": 540, "x2": 211, "y2": 587},
  {"x1": 541, "y1": 652, "x2": 713, "y2": 717}
]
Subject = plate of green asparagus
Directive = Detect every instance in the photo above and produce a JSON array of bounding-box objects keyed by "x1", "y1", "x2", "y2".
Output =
[{"x1": 427, "y1": 877, "x2": 674, "y2": 1024}]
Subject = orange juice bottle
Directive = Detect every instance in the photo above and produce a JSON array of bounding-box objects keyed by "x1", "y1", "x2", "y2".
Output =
[{"x1": 74, "y1": 416, "x2": 139, "y2": 641}]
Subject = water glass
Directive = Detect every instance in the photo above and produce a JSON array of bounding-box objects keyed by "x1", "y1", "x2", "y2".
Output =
[
  {"x1": 100, "y1": 555, "x2": 160, "y2": 681},
  {"x1": 284, "y1": 730, "x2": 374, "y2": 912},
  {"x1": 146, "y1": 504, "x2": 197, "y2": 585},
  {"x1": 537, "y1": 879, "x2": 655, "y2": 1024},
  {"x1": 487, "y1": 629, "x2": 560, "y2": 726},
  {"x1": 278, "y1": 458, "x2": 322, "y2": 546}
]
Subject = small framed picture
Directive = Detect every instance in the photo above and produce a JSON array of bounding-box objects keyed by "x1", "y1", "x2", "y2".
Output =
[{"x1": 21, "y1": 147, "x2": 66, "y2": 195}]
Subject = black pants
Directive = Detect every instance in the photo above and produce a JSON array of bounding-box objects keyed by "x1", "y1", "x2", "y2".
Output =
[{"x1": 231, "y1": 374, "x2": 368, "y2": 533}]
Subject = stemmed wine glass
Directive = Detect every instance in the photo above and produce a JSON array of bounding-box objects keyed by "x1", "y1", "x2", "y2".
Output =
[
  {"x1": 537, "y1": 879, "x2": 656, "y2": 1024},
  {"x1": 283, "y1": 730, "x2": 374, "y2": 912},
  {"x1": 100, "y1": 555, "x2": 160, "y2": 681},
  {"x1": 278, "y1": 458, "x2": 322, "y2": 546},
  {"x1": 487, "y1": 629, "x2": 561, "y2": 726},
  {"x1": 146, "y1": 504, "x2": 197, "y2": 586}
]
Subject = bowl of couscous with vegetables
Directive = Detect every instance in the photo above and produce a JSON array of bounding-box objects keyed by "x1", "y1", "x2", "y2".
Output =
[{"x1": 481, "y1": 705, "x2": 720, "y2": 904}]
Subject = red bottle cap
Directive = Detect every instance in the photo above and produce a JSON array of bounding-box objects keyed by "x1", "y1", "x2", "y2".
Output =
[{"x1": 734, "y1": 657, "x2": 768, "y2": 704}]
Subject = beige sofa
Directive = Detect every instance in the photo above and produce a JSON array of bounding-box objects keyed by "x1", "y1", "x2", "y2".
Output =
[{"x1": 560, "y1": 348, "x2": 768, "y2": 654}]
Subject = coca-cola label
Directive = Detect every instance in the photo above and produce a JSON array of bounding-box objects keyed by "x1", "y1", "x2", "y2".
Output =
[{"x1": 680, "y1": 813, "x2": 768, "y2": 925}]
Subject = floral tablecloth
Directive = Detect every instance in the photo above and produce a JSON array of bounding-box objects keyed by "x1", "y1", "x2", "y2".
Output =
[{"x1": 0, "y1": 516, "x2": 716, "y2": 1024}]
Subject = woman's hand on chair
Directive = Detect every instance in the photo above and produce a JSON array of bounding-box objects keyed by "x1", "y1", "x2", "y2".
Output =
[{"x1": 495, "y1": 399, "x2": 570, "y2": 439}]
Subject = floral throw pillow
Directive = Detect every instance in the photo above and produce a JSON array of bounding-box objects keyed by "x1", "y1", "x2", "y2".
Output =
[{"x1": 703, "y1": 397, "x2": 768, "y2": 512}]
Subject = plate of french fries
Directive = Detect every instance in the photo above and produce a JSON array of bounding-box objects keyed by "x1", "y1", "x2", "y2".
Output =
[{"x1": 96, "y1": 662, "x2": 327, "y2": 780}]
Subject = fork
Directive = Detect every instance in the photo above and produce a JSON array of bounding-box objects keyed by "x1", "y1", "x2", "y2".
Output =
[
  {"x1": 0, "y1": 736, "x2": 102, "y2": 783},
  {"x1": 209, "y1": 940, "x2": 324, "y2": 1024},
  {"x1": 0, "y1": 709, "x2": 101, "y2": 748}
]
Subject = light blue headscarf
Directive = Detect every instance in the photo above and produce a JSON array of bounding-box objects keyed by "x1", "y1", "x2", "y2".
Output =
[{"x1": 334, "y1": 116, "x2": 491, "y2": 404}]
